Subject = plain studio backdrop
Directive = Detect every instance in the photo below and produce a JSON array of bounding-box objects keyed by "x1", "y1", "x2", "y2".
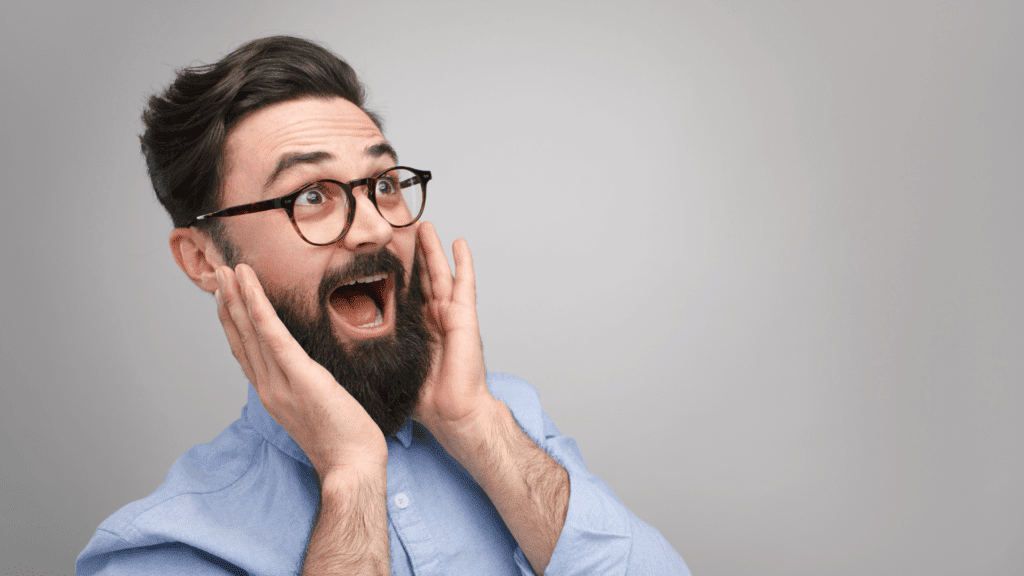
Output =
[{"x1": 1, "y1": 1, "x2": 1021, "y2": 575}]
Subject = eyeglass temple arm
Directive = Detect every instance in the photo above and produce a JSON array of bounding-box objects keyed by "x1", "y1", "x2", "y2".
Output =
[
  {"x1": 401, "y1": 169, "x2": 431, "y2": 189},
  {"x1": 190, "y1": 196, "x2": 291, "y2": 226}
]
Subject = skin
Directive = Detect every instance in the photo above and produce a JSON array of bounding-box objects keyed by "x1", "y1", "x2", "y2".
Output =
[{"x1": 168, "y1": 97, "x2": 569, "y2": 575}]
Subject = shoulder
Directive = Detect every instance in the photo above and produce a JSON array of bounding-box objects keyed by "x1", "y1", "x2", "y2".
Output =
[
  {"x1": 485, "y1": 371, "x2": 542, "y2": 410},
  {"x1": 79, "y1": 418, "x2": 284, "y2": 571},
  {"x1": 485, "y1": 371, "x2": 549, "y2": 442},
  {"x1": 79, "y1": 411, "x2": 318, "y2": 574}
]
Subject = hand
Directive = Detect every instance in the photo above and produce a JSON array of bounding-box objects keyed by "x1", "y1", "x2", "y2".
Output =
[
  {"x1": 413, "y1": 222, "x2": 498, "y2": 447},
  {"x1": 214, "y1": 264, "x2": 387, "y2": 481},
  {"x1": 414, "y1": 224, "x2": 570, "y2": 574}
]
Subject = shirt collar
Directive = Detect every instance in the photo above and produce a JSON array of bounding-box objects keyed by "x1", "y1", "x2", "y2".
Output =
[
  {"x1": 242, "y1": 383, "x2": 415, "y2": 466},
  {"x1": 395, "y1": 419, "x2": 414, "y2": 448}
]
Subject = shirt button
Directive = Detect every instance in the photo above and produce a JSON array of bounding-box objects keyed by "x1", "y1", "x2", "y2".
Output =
[{"x1": 394, "y1": 493, "x2": 410, "y2": 509}]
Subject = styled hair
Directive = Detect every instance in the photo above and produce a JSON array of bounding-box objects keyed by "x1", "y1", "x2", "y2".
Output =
[{"x1": 140, "y1": 35, "x2": 381, "y2": 230}]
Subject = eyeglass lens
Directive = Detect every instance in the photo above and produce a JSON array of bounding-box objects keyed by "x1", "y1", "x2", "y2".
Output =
[{"x1": 293, "y1": 167, "x2": 425, "y2": 244}]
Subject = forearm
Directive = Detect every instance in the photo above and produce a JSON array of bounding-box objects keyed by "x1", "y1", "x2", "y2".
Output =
[
  {"x1": 301, "y1": 468, "x2": 390, "y2": 576},
  {"x1": 440, "y1": 399, "x2": 569, "y2": 574}
]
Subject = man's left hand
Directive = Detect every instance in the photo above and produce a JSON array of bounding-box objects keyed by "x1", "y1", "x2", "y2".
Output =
[
  {"x1": 413, "y1": 222, "x2": 569, "y2": 575},
  {"x1": 413, "y1": 222, "x2": 498, "y2": 452}
]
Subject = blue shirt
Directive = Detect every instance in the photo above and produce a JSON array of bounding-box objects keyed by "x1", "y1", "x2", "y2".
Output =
[{"x1": 77, "y1": 372, "x2": 689, "y2": 575}]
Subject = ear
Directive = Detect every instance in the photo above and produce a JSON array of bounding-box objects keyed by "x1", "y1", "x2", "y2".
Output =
[{"x1": 169, "y1": 227, "x2": 224, "y2": 293}]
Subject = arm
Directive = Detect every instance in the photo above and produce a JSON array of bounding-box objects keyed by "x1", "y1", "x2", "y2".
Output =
[
  {"x1": 215, "y1": 265, "x2": 389, "y2": 575},
  {"x1": 414, "y1": 223, "x2": 568, "y2": 574},
  {"x1": 415, "y1": 225, "x2": 689, "y2": 575},
  {"x1": 489, "y1": 372, "x2": 692, "y2": 576},
  {"x1": 446, "y1": 398, "x2": 570, "y2": 573},
  {"x1": 300, "y1": 471, "x2": 389, "y2": 575}
]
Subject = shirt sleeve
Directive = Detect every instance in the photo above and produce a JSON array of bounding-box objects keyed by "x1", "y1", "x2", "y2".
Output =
[
  {"x1": 76, "y1": 530, "x2": 248, "y2": 576},
  {"x1": 488, "y1": 372, "x2": 691, "y2": 576}
]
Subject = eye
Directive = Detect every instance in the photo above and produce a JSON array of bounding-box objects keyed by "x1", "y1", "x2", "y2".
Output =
[
  {"x1": 375, "y1": 176, "x2": 398, "y2": 196},
  {"x1": 295, "y1": 183, "x2": 332, "y2": 205}
]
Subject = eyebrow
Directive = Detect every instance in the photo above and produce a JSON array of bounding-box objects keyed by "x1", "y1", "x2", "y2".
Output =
[
  {"x1": 366, "y1": 142, "x2": 399, "y2": 163},
  {"x1": 264, "y1": 151, "x2": 333, "y2": 189},
  {"x1": 263, "y1": 142, "x2": 400, "y2": 190}
]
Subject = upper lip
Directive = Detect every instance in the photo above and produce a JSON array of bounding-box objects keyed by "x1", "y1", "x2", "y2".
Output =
[{"x1": 338, "y1": 273, "x2": 389, "y2": 287}]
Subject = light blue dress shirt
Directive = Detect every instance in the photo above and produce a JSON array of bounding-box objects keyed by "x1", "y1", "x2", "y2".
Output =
[{"x1": 77, "y1": 372, "x2": 689, "y2": 575}]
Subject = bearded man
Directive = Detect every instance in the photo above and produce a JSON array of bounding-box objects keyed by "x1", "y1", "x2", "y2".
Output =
[{"x1": 77, "y1": 36, "x2": 688, "y2": 576}]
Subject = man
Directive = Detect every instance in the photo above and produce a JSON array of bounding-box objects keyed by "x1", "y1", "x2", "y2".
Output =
[{"x1": 77, "y1": 36, "x2": 688, "y2": 575}]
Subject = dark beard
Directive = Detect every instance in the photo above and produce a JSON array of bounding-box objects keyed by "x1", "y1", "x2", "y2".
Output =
[{"x1": 261, "y1": 250, "x2": 433, "y2": 439}]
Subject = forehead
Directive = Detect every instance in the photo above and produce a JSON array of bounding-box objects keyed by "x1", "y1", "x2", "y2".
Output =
[{"x1": 222, "y1": 96, "x2": 385, "y2": 193}]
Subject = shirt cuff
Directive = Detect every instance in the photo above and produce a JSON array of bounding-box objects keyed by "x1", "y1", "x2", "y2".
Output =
[{"x1": 542, "y1": 436, "x2": 633, "y2": 575}]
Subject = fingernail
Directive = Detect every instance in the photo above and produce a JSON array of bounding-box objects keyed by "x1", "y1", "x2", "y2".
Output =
[{"x1": 214, "y1": 289, "x2": 222, "y2": 305}]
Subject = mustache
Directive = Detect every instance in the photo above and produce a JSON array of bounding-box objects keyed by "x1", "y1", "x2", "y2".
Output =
[{"x1": 316, "y1": 249, "x2": 407, "y2": 306}]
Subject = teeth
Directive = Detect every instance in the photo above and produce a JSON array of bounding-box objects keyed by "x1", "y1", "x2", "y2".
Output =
[
  {"x1": 356, "y1": 307, "x2": 384, "y2": 329},
  {"x1": 340, "y1": 273, "x2": 387, "y2": 287}
]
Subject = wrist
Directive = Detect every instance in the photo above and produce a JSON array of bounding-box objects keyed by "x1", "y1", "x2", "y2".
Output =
[
  {"x1": 318, "y1": 454, "x2": 388, "y2": 495},
  {"x1": 309, "y1": 427, "x2": 389, "y2": 485},
  {"x1": 428, "y1": 396, "x2": 508, "y2": 474},
  {"x1": 440, "y1": 399, "x2": 526, "y2": 485}
]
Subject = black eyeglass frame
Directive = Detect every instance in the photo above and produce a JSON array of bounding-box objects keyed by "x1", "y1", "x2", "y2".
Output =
[{"x1": 185, "y1": 166, "x2": 431, "y2": 246}]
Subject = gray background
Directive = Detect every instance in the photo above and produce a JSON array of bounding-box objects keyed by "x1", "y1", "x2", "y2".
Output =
[{"x1": 1, "y1": 1, "x2": 1021, "y2": 575}]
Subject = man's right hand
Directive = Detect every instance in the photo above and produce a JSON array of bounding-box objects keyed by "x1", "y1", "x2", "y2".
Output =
[
  {"x1": 216, "y1": 264, "x2": 391, "y2": 574},
  {"x1": 214, "y1": 264, "x2": 388, "y2": 481}
]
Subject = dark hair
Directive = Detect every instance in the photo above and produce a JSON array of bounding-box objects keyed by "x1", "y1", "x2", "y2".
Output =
[{"x1": 140, "y1": 35, "x2": 382, "y2": 230}]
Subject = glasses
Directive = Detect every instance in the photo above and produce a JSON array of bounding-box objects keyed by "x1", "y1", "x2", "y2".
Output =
[{"x1": 187, "y1": 166, "x2": 431, "y2": 245}]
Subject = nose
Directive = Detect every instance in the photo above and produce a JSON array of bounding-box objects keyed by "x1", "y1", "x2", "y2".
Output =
[{"x1": 341, "y1": 191, "x2": 393, "y2": 251}]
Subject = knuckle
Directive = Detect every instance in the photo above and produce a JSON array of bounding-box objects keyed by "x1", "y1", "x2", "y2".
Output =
[
  {"x1": 228, "y1": 342, "x2": 246, "y2": 361},
  {"x1": 220, "y1": 288, "x2": 239, "y2": 307},
  {"x1": 236, "y1": 326, "x2": 256, "y2": 347},
  {"x1": 264, "y1": 334, "x2": 286, "y2": 356},
  {"x1": 267, "y1": 334, "x2": 289, "y2": 354}
]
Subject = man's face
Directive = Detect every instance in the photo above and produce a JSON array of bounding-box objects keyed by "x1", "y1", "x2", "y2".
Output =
[{"x1": 215, "y1": 96, "x2": 431, "y2": 437}]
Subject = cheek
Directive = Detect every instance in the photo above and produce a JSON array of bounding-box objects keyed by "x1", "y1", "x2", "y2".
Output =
[
  {"x1": 229, "y1": 211, "x2": 295, "y2": 252},
  {"x1": 392, "y1": 229, "x2": 417, "y2": 268},
  {"x1": 229, "y1": 216, "x2": 325, "y2": 291}
]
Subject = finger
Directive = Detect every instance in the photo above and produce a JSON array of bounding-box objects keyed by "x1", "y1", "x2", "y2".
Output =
[
  {"x1": 215, "y1": 286, "x2": 256, "y2": 384},
  {"x1": 415, "y1": 230, "x2": 434, "y2": 304},
  {"x1": 234, "y1": 264, "x2": 317, "y2": 384},
  {"x1": 217, "y1": 266, "x2": 270, "y2": 386},
  {"x1": 451, "y1": 238, "x2": 477, "y2": 307},
  {"x1": 234, "y1": 265, "x2": 298, "y2": 397},
  {"x1": 418, "y1": 221, "x2": 454, "y2": 303}
]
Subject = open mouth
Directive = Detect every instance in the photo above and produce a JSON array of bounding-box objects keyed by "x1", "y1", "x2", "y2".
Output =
[{"x1": 328, "y1": 273, "x2": 394, "y2": 334}]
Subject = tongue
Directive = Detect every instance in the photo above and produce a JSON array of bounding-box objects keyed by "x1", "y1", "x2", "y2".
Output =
[{"x1": 331, "y1": 290, "x2": 378, "y2": 327}]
